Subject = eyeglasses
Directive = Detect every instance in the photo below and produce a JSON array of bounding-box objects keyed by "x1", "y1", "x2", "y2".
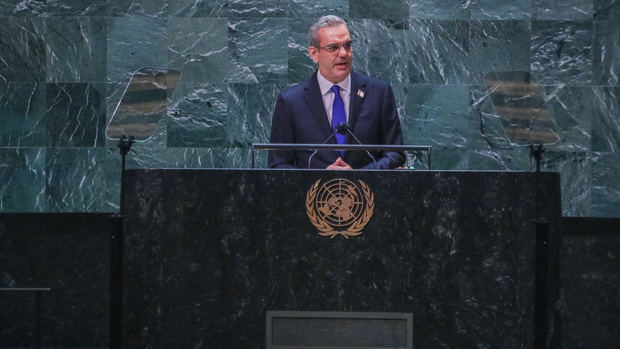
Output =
[{"x1": 317, "y1": 41, "x2": 353, "y2": 54}]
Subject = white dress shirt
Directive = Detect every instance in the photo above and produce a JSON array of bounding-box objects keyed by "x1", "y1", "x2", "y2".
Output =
[{"x1": 316, "y1": 70, "x2": 351, "y2": 124}]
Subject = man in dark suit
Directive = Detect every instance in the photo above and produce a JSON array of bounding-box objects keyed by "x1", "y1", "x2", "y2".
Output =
[{"x1": 268, "y1": 15, "x2": 405, "y2": 170}]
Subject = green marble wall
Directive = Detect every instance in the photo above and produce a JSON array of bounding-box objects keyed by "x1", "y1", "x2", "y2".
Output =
[{"x1": 0, "y1": 0, "x2": 618, "y2": 216}]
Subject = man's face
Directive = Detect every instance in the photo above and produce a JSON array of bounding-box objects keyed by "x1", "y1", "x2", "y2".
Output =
[{"x1": 309, "y1": 24, "x2": 353, "y2": 84}]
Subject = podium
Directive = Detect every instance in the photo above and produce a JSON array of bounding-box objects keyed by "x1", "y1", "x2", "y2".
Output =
[{"x1": 121, "y1": 169, "x2": 561, "y2": 348}]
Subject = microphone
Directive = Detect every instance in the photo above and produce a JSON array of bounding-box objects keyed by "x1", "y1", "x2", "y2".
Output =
[
  {"x1": 339, "y1": 122, "x2": 377, "y2": 168},
  {"x1": 336, "y1": 122, "x2": 349, "y2": 134},
  {"x1": 308, "y1": 122, "x2": 349, "y2": 168}
]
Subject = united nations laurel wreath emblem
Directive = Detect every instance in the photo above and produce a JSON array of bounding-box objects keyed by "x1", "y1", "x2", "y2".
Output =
[{"x1": 305, "y1": 178, "x2": 375, "y2": 238}]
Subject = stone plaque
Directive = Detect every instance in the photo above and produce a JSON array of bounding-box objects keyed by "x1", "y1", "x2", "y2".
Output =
[{"x1": 267, "y1": 311, "x2": 413, "y2": 349}]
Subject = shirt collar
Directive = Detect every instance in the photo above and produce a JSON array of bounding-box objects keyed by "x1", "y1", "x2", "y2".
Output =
[{"x1": 317, "y1": 70, "x2": 351, "y2": 96}]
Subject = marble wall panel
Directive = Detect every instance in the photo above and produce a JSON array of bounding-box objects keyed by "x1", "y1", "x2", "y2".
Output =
[
  {"x1": 391, "y1": 83, "x2": 408, "y2": 123},
  {"x1": 468, "y1": 20, "x2": 531, "y2": 84},
  {"x1": 420, "y1": 147, "x2": 468, "y2": 170},
  {"x1": 227, "y1": 82, "x2": 285, "y2": 146},
  {"x1": 108, "y1": 0, "x2": 168, "y2": 17},
  {"x1": 0, "y1": 148, "x2": 46, "y2": 212},
  {"x1": 349, "y1": 19, "x2": 408, "y2": 85},
  {"x1": 402, "y1": 84, "x2": 471, "y2": 149},
  {"x1": 413, "y1": 147, "x2": 532, "y2": 171},
  {"x1": 106, "y1": 16, "x2": 167, "y2": 83},
  {"x1": 228, "y1": 18, "x2": 288, "y2": 83},
  {"x1": 531, "y1": 20, "x2": 593, "y2": 85},
  {"x1": 119, "y1": 146, "x2": 260, "y2": 169},
  {"x1": 122, "y1": 141, "x2": 169, "y2": 170},
  {"x1": 594, "y1": 0, "x2": 620, "y2": 20},
  {"x1": 288, "y1": 0, "x2": 348, "y2": 18},
  {"x1": 46, "y1": 0, "x2": 109, "y2": 16},
  {"x1": 0, "y1": 17, "x2": 46, "y2": 82},
  {"x1": 543, "y1": 85, "x2": 592, "y2": 152},
  {"x1": 592, "y1": 151, "x2": 620, "y2": 217},
  {"x1": 45, "y1": 147, "x2": 118, "y2": 212},
  {"x1": 167, "y1": 82, "x2": 229, "y2": 147},
  {"x1": 168, "y1": 17, "x2": 254, "y2": 84},
  {"x1": 287, "y1": 17, "x2": 318, "y2": 84},
  {"x1": 592, "y1": 87, "x2": 620, "y2": 152},
  {"x1": 227, "y1": 0, "x2": 287, "y2": 17},
  {"x1": 593, "y1": 19, "x2": 620, "y2": 86},
  {"x1": 0, "y1": 82, "x2": 47, "y2": 147},
  {"x1": 533, "y1": 0, "x2": 593, "y2": 20},
  {"x1": 409, "y1": 0, "x2": 470, "y2": 20},
  {"x1": 44, "y1": 83, "x2": 106, "y2": 147},
  {"x1": 152, "y1": 147, "x2": 256, "y2": 169},
  {"x1": 467, "y1": 147, "x2": 532, "y2": 171},
  {"x1": 406, "y1": 20, "x2": 471, "y2": 84},
  {"x1": 104, "y1": 81, "x2": 122, "y2": 136},
  {"x1": 0, "y1": 0, "x2": 46, "y2": 16},
  {"x1": 44, "y1": 16, "x2": 107, "y2": 83},
  {"x1": 468, "y1": 84, "x2": 518, "y2": 150},
  {"x1": 542, "y1": 151, "x2": 592, "y2": 216},
  {"x1": 350, "y1": 0, "x2": 409, "y2": 20},
  {"x1": 169, "y1": 0, "x2": 228, "y2": 17},
  {"x1": 468, "y1": 0, "x2": 532, "y2": 20}
]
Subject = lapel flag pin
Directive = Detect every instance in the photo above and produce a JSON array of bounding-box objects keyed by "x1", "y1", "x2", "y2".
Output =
[{"x1": 357, "y1": 89, "x2": 365, "y2": 98}]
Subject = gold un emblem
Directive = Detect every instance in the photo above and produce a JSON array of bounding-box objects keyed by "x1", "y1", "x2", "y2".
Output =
[{"x1": 306, "y1": 178, "x2": 375, "y2": 238}]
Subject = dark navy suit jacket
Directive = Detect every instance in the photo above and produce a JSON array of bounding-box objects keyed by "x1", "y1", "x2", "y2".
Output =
[{"x1": 268, "y1": 71, "x2": 405, "y2": 169}]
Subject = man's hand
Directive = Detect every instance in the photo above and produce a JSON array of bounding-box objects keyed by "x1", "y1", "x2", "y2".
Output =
[{"x1": 326, "y1": 157, "x2": 353, "y2": 170}]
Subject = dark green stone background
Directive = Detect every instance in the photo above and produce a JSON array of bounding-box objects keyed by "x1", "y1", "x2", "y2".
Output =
[{"x1": 1, "y1": 0, "x2": 619, "y2": 216}]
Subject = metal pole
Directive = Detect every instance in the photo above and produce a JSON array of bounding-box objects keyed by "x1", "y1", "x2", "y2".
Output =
[
  {"x1": 111, "y1": 135, "x2": 133, "y2": 349},
  {"x1": 529, "y1": 143, "x2": 549, "y2": 349}
]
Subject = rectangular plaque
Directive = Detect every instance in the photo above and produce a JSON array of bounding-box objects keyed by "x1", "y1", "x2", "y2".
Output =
[{"x1": 266, "y1": 311, "x2": 413, "y2": 349}]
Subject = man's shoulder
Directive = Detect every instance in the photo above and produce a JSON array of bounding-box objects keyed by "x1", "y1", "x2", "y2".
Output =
[{"x1": 279, "y1": 76, "x2": 314, "y2": 99}]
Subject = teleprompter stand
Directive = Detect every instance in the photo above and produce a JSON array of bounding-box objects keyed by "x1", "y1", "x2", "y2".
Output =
[
  {"x1": 530, "y1": 144, "x2": 551, "y2": 349},
  {"x1": 105, "y1": 67, "x2": 181, "y2": 348},
  {"x1": 110, "y1": 135, "x2": 133, "y2": 349}
]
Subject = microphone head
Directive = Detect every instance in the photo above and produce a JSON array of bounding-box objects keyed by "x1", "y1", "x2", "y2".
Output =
[{"x1": 336, "y1": 122, "x2": 350, "y2": 134}]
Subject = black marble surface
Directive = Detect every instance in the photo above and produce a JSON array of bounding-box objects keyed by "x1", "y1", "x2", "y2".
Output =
[
  {"x1": 556, "y1": 217, "x2": 620, "y2": 349},
  {"x1": 0, "y1": 213, "x2": 112, "y2": 348},
  {"x1": 122, "y1": 169, "x2": 562, "y2": 348}
]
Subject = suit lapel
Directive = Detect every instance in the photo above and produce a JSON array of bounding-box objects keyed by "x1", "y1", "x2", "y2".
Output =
[
  {"x1": 303, "y1": 72, "x2": 333, "y2": 141},
  {"x1": 347, "y1": 71, "x2": 367, "y2": 143}
]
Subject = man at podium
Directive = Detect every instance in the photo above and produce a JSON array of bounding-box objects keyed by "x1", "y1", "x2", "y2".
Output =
[{"x1": 268, "y1": 15, "x2": 405, "y2": 170}]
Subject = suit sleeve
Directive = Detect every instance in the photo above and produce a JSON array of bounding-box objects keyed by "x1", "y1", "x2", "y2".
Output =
[
  {"x1": 360, "y1": 84, "x2": 405, "y2": 169},
  {"x1": 268, "y1": 93, "x2": 298, "y2": 168}
]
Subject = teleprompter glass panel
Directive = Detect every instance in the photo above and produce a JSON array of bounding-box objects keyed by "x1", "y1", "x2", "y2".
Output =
[
  {"x1": 105, "y1": 67, "x2": 181, "y2": 141},
  {"x1": 484, "y1": 71, "x2": 559, "y2": 146}
]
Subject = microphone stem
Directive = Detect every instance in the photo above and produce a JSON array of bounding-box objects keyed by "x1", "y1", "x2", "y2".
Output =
[
  {"x1": 308, "y1": 130, "x2": 340, "y2": 168},
  {"x1": 347, "y1": 129, "x2": 377, "y2": 168},
  {"x1": 308, "y1": 150, "x2": 318, "y2": 168}
]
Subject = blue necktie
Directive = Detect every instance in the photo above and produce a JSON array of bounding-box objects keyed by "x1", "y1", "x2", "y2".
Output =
[{"x1": 330, "y1": 85, "x2": 346, "y2": 149}]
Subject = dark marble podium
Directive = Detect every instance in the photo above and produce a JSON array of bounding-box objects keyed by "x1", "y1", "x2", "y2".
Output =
[{"x1": 122, "y1": 169, "x2": 561, "y2": 348}]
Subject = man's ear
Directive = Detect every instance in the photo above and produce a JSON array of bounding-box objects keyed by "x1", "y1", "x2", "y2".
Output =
[{"x1": 308, "y1": 46, "x2": 319, "y2": 64}]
